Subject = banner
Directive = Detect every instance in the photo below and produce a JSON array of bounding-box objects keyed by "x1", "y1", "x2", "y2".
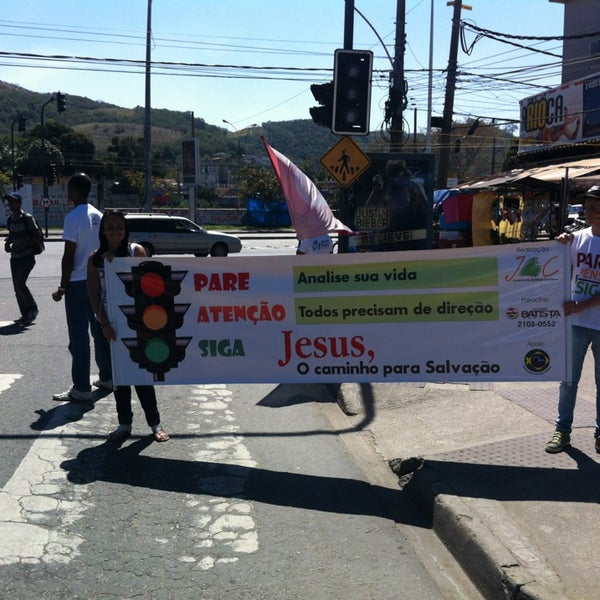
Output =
[
  {"x1": 519, "y1": 71, "x2": 600, "y2": 154},
  {"x1": 105, "y1": 243, "x2": 570, "y2": 385}
]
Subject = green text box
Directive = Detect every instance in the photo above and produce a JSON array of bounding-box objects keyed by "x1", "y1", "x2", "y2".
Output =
[
  {"x1": 295, "y1": 291, "x2": 499, "y2": 324},
  {"x1": 293, "y1": 257, "x2": 498, "y2": 293}
]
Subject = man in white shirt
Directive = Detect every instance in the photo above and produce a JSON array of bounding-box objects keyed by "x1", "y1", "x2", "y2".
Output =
[{"x1": 52, "y1": 173, "x2": 111, "y2": 402}]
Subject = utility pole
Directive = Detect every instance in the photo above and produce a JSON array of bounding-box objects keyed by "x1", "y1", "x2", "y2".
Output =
[
  {"x1": 390, "y1": 0, "x2": 406, "y2": 150},
  {"x1": 436, "y1": 0, "x2": 471, "y2": 189},
  {"x1": 143, "y1": 0, "x2": 153, "y2": 212}
]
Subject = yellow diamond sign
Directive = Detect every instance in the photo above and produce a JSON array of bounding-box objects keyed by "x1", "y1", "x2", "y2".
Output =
[{"x1": 320, "y1": 136, "x2": 371, "y2": 187}]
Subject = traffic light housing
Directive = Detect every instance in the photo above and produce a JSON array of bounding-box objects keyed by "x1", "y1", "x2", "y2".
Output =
[
  {"x1": 118, "y1": 261, "x2": 191, "y2": 382},
  {"x1": 16, "y1": 174, "x2": 24, "y2": 188},
  {"x1": 309, "y1": 82, "x2": 333, "y2": 128},
  {"x1": 18, "y1": 115, "x2": 26, "y2": 132},
  {"x1": 332, "y1": 49, "x2": 373, "y2": 136},
  {"x1": 56, "y1": 92, "x2": 66, "y2": 113}
]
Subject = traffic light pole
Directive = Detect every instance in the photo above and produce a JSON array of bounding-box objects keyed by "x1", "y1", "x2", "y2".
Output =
[
  {"x1": 40, "y1": 96, "x2": 55, "y2": 198},
  {"x1": 338, "y1": 0, "x2": 355, "y2": 254},
  {"x1": 10, "y1": 116, "x2": 25, "y2": 191}
]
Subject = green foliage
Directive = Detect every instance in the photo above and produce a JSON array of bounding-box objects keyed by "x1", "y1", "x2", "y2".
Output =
[{"x1": 239, "y1": 166, "x2": 281, "y2": 202}]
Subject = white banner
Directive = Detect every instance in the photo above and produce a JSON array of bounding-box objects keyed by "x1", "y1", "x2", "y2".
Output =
[{"x1": 105, "y1": 243, "x2": 571, "y2": 385}]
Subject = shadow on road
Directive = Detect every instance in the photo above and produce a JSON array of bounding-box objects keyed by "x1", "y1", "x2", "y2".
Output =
[{"x1": 60, "y1": 437, "x2": 428, "y2": 527}]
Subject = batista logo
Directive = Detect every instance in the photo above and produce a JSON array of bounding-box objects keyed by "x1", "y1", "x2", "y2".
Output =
[
  {"x1": 506, "y1": 307, "x2": 519, "y2": 319},
  {"x1": 523, "y1": 348, "x2": 551, "y2": 374}
]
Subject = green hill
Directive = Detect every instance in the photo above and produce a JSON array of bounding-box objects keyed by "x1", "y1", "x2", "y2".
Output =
[{"x1": 0, "y1": 80, "x2": 347, "y2": 165}]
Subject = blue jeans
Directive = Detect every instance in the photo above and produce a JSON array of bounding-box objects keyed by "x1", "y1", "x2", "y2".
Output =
[
  {"x1": 10, "y1": 255, "x2": 37, "y2": 317},
  {"x1": 556, "y1": 325, "x2": 600, "y2": 437},
  {"x1": 64, "y1": 280, "x2": 111, "y2": 393}
]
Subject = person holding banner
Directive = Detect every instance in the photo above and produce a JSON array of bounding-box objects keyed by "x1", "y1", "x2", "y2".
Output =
[
  {"x1": 546, "y1": 185, "x2": 600, "y2": 454},
  {"x1": 87, "y1": 211, "x2": 170, "y2": 443},
  {"x1": 296, "y1": 234, "x2": 333, "y2": 255}
]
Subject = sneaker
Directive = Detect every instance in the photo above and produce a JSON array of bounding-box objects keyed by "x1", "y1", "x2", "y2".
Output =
[
  {"x1": 108, "y1": 424, "x2": 132, "y2": 442},
  {"x1": 52, "y1": 386, "x2": 92, "y2": 402},
  {"x1": 21, "y1": 309, "x2": 39, "y2": 325},
  {"x1": 93, "y1": 378, "x2": 113, "y2": 391},
  {"x1": 545, "y1": 430, "x2": 571, "y2": 453}
]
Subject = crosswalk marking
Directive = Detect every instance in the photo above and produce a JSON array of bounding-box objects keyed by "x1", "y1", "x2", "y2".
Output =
[
  {"x1": 0, "y1": 374, "x2": 22, "y2": 395},
  {"x1": 0, "y1": 380, "x2": 258, "y2": 568}
]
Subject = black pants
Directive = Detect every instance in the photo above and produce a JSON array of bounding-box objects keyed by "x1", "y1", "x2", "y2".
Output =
[
  {"x1": 10, "y1": 255, "x2": 37, "y2": 317},
  {"x1": 114, "y1": 385, "x2": 160, "y2": 428}
]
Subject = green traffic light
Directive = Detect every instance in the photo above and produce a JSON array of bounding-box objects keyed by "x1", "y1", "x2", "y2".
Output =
[{"x1": 145, "y1": 338, "x2": 171, "y2": 363}]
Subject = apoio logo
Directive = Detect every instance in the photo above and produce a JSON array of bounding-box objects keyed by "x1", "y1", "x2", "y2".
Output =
[{"x1": 523, "y1": 348, "x2": 551, "y2": 374}]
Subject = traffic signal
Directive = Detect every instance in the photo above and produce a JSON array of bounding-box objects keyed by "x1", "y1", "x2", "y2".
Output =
[
  {"x1": 18, "y1": 115, "x2": 26, "y2": 132},
  {"x1": 332, "y1": 49, "x2": 373, "y2": 136},
  {"x1": 47, "y1": 163, "x2": 57, "y2": 186},
  {"x1": 118, "y1": 261, "x2": 191, "y2": 382},
  {"x1": 56, "y1": 92, "x2": 66, "y2": 113},
  {"x1": 309, "y1": 81, "x2": 333, "y2": 128},
  {"x1": 16, "y1": 174, "x2": 24, "y2": 188}
]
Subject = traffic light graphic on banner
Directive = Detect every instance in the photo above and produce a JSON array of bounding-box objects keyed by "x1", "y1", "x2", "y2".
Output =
[{"x1": 118, "y1": 261, "x2": 191, "y2": 382}]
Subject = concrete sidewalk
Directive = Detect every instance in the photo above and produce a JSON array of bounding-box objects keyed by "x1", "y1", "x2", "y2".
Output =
[{"x1": 337, "y1": 352, "x2": 599, "y2": 600}]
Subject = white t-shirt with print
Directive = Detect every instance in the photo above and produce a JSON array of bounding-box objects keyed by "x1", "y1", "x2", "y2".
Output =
[
  {"x1": 63, "y1": 203, "x2": 103, "y2": 282},
  {"x1": 298, "y1": 235, "x2": 333, "y2": 254},
  {"x1": 570, "y1": 227, "x2": 600, "y2": 331}
]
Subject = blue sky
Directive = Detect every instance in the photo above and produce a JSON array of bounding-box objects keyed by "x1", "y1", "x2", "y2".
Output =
[{"x1": 0, "y1": 0, "x2": 565, "y2": 136}]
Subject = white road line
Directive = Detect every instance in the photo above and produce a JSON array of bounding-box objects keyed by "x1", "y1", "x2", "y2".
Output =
[
  {"x1": 0, "y1": 402, "x2": 91, "y2": 564},
  {"x1": 0, "y1": 374, "x2": 22, "y2": 395}
]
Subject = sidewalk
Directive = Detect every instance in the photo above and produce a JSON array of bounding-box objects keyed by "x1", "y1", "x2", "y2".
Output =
[{"x1": 337, "y1": 352, "x2": 599, "y2": 600}]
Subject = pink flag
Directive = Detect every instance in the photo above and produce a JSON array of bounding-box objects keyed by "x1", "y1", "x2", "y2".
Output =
[{"x1": 262, "y1": 138, "x2": 353, "y2": 239}]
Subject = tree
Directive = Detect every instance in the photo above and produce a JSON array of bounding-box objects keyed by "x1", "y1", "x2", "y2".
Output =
[
  {"x1": 239, "y1": 166, "x2": 281, "y2": 202},
  {"x1": 20, "y1": 139, "x2": 64, "y2": 179}
]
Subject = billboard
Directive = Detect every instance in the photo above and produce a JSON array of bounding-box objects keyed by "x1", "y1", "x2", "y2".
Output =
[
  {"x1": 519, "y1": 72, "x2": 600, "y2": 153},
  {"x1": 182, "y1": 138, "x2": 199, "y2": 185},
  {"x1": 346, "y1": 153, "x2": 434, "y2": 252}
]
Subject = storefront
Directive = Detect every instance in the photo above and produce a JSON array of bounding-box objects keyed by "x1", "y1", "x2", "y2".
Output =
[{"x1": 433, "y1": 158, "x2": 600, "y2": 246}]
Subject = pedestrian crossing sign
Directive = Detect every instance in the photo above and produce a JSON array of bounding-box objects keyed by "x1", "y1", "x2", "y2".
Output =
[{"x1": 320, "y1": 136, "x2": 372, "y2": 187}]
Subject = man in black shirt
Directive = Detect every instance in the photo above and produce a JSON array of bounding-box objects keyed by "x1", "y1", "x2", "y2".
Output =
[{"x1": 3, "y1": 192, "x2": 40, "y2": 325}]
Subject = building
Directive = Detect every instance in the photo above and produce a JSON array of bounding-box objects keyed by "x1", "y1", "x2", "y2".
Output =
[{"x1": 550, "y1": 0, "x2": 600, "y2": 84}]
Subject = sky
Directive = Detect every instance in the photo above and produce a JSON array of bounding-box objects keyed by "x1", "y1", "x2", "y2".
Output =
[{"x1": 0, "y1": 0, "x2": 566, "y2": 137}]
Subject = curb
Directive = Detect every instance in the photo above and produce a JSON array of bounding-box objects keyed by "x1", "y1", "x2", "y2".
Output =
[
  {"x1": 402, "y1": 463, "x2": 565, "y2": 600},
  {"x1": 336, "y1": 383, "x2": 566, "y2": 600}
]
